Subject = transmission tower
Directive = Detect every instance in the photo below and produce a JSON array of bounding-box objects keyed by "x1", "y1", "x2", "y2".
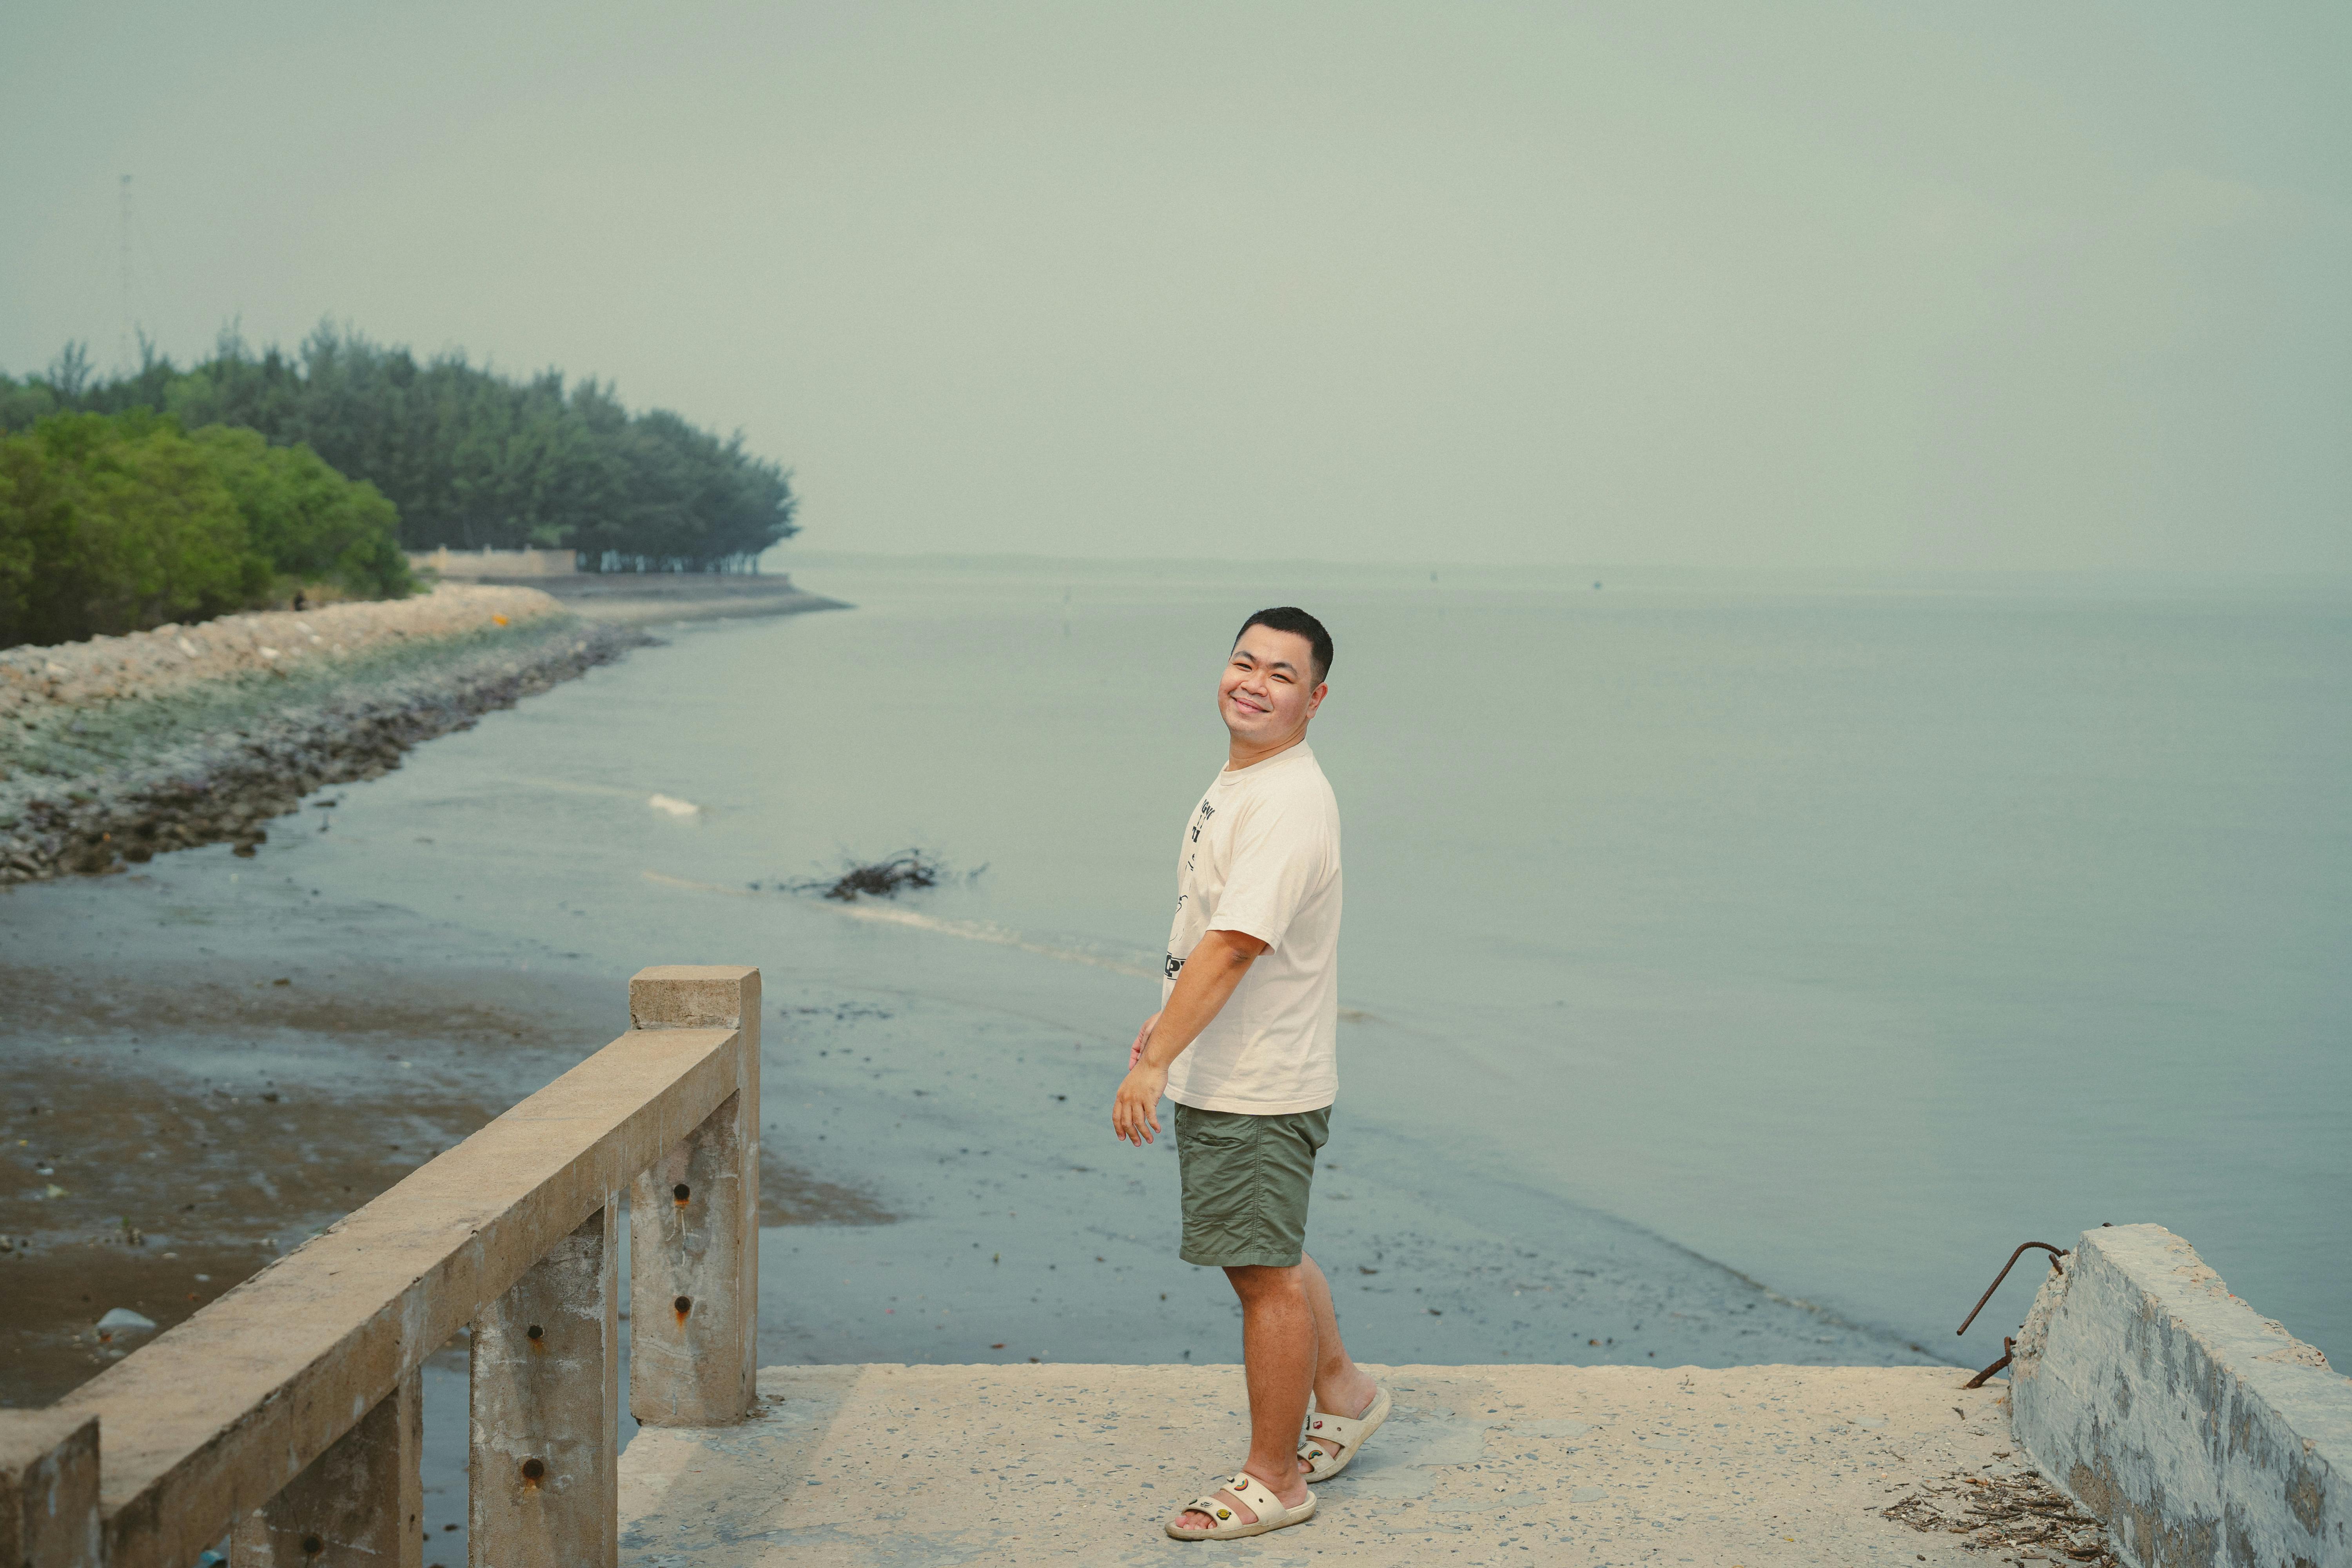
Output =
[{"x1": 118, "y1": 174, "x2": 135, "y2": 373}]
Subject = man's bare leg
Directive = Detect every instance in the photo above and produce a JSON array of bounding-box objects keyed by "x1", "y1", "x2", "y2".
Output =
[
  {"x1": 1172, "y1": 1263, "x2": 1316, "y2": 1532},
  {"x1": 1297, "y1": 1252, "x2": 1380, "y2": 1471}
]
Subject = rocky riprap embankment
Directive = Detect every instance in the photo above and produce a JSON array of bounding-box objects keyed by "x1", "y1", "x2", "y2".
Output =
[{"x1": 0, "y1": 585, "x2": 647, "y2": 884}]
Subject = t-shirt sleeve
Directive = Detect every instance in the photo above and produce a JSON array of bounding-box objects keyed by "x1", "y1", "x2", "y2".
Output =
[{"x1": 1207, "y1": 788, "x2": 1331, "y2": 951}]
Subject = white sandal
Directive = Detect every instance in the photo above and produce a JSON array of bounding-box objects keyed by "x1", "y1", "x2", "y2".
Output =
[
  {"x1": 1165, "y1": 1471, "x2": 1318, "y2": 1540},
  {"x1": 1296, "y1": 1386, "x2": 1391, "y2": 1481}
]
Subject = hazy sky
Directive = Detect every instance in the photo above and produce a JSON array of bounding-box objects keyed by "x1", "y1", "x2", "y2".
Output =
[{"x1": 5, "y1": 3, "x2": 2347, "y2": 571}]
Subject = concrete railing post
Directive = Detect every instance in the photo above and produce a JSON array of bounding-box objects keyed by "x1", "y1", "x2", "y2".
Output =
[
  {"x1": 230, "y1": 1371, "x2": 423, "y2": 1566},
  {"x1": 469, "y1": 1204, "x2": 620, "y2": 1567},
  {"x1": 625, "y1": 965, "x2": 761, "y2": 1427},
  {"x1": 0, "y1": 1411, "x2": 100, "y2": 1568}
]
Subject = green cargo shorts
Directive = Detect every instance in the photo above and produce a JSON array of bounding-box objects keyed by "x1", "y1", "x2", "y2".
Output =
[{"x1": 1174, "y1": 1103, "x2": 1331, "y2": 1269}]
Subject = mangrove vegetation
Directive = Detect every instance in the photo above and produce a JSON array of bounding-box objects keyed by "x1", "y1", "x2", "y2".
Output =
[{"x1": 1, "y1": 324, "x2": 802, "y2": 648}]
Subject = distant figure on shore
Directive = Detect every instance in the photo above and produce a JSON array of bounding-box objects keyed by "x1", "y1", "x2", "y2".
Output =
[{"x1": 1112, "y1": 606, "x2": 1388, "y2": 1541}]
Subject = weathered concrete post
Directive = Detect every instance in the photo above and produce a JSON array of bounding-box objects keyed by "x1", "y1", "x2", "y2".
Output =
[
  {"x1": 230, "y1": 1371, "x2": 423, "y2": 1566},
  {"x1": 470, "y1": 1205, "x2": 621, "y2": 1567},
  {"x1": 626, "y1": 965, "x2": 761, "y2": 1427},
  {"x1": 0, "y1": 1410, "x2": 100, "y2": 1568}
]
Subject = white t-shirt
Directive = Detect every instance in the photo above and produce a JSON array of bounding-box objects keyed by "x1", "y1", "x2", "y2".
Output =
[{"x1": 1161, "y1": 742, "x2": 1342, "y2": 1115}]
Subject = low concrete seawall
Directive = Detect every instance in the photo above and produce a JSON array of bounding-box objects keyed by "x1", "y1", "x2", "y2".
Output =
[
  {"x1": 409, "y1": 545, "x2": 579, "y2": 577},
  {"x1": 2011, "y1": 1224, "x2": 2350, "y2": 1567},
  {"x1": 496, "y1": 572, "x2": 850, "y2": 626}
]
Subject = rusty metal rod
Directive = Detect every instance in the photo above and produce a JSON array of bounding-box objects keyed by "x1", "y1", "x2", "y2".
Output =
[
  {"x1": 1956, "y1": 1241, "x2": 2068, "y2": 1336},
  {"x1": 1962, "y1": 1337, "x2": 2016, "y2": 1390}
]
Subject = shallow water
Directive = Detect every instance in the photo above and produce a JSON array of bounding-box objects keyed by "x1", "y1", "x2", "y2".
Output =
[{"x1": 240, "y1": 557, "x2": 2350, "y2": 1372}]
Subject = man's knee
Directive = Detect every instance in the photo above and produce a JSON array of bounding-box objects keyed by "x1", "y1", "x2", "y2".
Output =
[{"x1": 1224, "y1": 1262, "x2": 1305, "y2": 1303}]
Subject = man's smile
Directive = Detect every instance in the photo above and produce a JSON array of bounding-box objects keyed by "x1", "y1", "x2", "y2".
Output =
[{"x1": 1217, "y1": 619, "x2": 1324, "y2": 766}]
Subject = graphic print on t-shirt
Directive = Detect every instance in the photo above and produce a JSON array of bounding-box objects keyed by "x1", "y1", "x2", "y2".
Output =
[{"x1": 1160, "y1": 744, "x2": 1343, "y2": 1116}]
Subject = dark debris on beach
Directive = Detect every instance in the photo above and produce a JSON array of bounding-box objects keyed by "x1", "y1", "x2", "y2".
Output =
[{"x1": 800, "y1": 849, "x2": 947, "y2": 902}]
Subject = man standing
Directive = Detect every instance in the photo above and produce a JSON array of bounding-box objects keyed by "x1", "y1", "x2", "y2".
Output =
[{"x1": 1112, "y1": 606, "x2": 1389, "y2": 1542}]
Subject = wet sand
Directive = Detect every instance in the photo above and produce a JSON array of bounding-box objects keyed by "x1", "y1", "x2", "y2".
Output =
[
  {"x1": 2, "y1": 827, "x2": 1952, "y2": 1398},
  {"x1": 0, "y1": 884, "x2": 592, "y2": 1404},
  {"x1": 0, "y1": 864, "x2": 888, "y2": 1409}
]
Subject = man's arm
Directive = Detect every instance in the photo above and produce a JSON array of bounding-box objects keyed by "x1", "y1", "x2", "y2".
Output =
[{"x1": 1112, "y1": 927, "x2": 1269, "y2": 1145}]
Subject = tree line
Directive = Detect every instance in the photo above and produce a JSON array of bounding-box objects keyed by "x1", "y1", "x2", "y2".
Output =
[
  {"x1": 0, "y1": 409, "x2": 412, "y2": 648},
  {"x1": 4, "y1": 324, "x2": 800, "y2": 573}
]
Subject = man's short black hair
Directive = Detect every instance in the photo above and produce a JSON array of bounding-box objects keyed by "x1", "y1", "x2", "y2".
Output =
[{"x1": 1234, "y1": 606, "x2": 1333, "y2": 686}]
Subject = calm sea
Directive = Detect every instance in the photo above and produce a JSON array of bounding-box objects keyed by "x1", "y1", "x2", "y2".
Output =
[{"x1": 293, "y1": 555, "x2": 2352, "y2": 1370}]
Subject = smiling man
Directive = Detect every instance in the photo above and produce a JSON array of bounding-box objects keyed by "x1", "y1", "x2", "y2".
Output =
[{"x1": 1113, "y1": 606, "x2": 1389, "y2": 1543}]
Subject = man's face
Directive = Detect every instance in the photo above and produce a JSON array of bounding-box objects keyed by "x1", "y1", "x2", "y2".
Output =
[{"x1": 1219, "y1": 625, "x2": 1325, "y2": 747}]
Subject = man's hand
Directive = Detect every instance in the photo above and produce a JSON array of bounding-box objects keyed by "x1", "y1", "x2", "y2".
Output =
[
  {"x1": 1110, "y1": 929, "x2": 1265, "y2": 1148},
  {"x1": 1113, "y1": 1060, "x2": 1169, "y2": 1145}
]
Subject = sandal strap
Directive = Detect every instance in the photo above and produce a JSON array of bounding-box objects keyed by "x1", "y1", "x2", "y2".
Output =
[
  {"x1": 1299, "y1": 1387, "x2": 1389, "y2": 1478},
  {"x1": 1298, "y1": 1412, "x2": 1360, "y2": 1475},
  {"x1": 1225, "y1": 1471, "x2": 1281, "y2": 1513},
  {"x1": 1303, "y1": 1410, "x2": 1366, "y2": 1448}
]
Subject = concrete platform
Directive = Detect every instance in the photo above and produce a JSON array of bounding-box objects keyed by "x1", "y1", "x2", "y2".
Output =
[{"x1": 619, "y1": 1363, "x2": 2026, "y2": 1566}]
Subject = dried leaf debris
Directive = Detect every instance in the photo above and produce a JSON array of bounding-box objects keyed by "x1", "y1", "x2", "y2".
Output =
[{"x1": 1882, "y1": 1466, "x2": 2119, "y2": 1564}]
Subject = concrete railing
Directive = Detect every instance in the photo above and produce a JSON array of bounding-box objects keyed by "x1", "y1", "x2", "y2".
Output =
[{"x1": 0, "y1": 965, "x2": 760, "y2": 1568}]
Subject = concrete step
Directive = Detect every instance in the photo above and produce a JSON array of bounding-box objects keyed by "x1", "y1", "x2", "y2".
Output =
[{"x1": 620, "y1": 1361, "x2": 2024, "y2": 1565}]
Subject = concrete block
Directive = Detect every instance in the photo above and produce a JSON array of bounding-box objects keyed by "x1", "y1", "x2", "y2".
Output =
[
  {"x1": 628, "y1": 965, "x2": 759, "y2": 1032},
  {"x1": 2011, "y1": 1223, "x2": 2351, "y2": 1568},
  {"x1": 230, "y1": 1370, "x2": 423, "y2": 1566},
  {"x1": 472, "y1": 1204, "x2": 621, "y2": 1568},
  {"x1": 0, "y1": 1410, "x2": 100, "y2": 1568}
]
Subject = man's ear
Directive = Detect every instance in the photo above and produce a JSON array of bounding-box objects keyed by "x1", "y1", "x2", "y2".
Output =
[{"x1": 1306, "y1": 681, "x2": 1328, "y2": 717}]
